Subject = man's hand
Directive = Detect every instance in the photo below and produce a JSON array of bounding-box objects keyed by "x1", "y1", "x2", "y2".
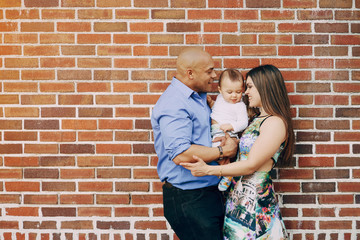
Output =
[{"x1": 222, "y1": 133, "x2": 239, "y2": 158}]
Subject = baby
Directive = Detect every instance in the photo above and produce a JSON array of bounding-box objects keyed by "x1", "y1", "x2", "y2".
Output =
[{"x1": 208, "y1": 68, "x2": 248, "y2": 191}]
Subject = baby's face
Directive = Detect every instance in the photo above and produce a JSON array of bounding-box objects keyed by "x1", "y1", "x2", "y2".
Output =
[{"x1": 218, "y1": 76, "x2": 243, "y2": 104}]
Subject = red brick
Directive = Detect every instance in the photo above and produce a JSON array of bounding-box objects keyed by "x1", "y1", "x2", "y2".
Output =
[
  {"x1": 188, "y1": 10, "x2": 222, "y2": 19},
  {"x1": 40, "y1": 83, "x2": 74, "y2": 92},
  {"x1": 319, "y1": 194, "x2": 353, "y2": 204},
  {"x1": 133, "y1": 95, "x2": 160, "y2": 105},
  {"x1": 78, "y1": 131, "x2": 113, "y2": 141},
  {"x1": 62, "y1": 120, "x2": 97, "y2": 130},
  {"x1": 115, "y1": 182, "x2": 149, "y2": 192},
  {"x1": 78, "y1": 58, "x2": 112, "y2": 68},
  {"x1": 285, "y1": 220, "x2": 316, "y2": 230},
  {"x1": 279, "y1": 46, "x2": 312, "y2": 56},
  {"x1": 316, "y1": 144, "x2": 349, "y2": 154},
  {"x1": 339, "y1": 182, "x2": 360, "y2": 192},
  {"x1": 261, "y1": 58, "x2": 297, "y2": 68},
  {"x1": 335, "y1": 132, "x2": 360, "y2": 141},
  {"x1": 208, "y1": 0, "x2": 243, "y2": 7},
  {"x1": 6, "y1": 207, "x2": 39, "y2": 216},
  {"x1": 78, "y1": 107, "x2": 113, "y2": 117},
  {"x1": 243, "y1": 46, "x2": 276, "y2": 56},
  {"x1": 114, "y1": 156, "x2": 148, "y2": 166},
  {"x1": 181, "y1": 34, "x2": 215, "y2": 45},
  {"x1": 61, "y1": 221, "x2": 93, "y2": 229},
  {"x1": 0, "y1": 0, "x2": 21, "y2": 7},
  {"x1": 241, "y1": 22, "x2": 275, "y2": 32},
  {"x1": 6, "y1": 182, "x2": 40, "y2": 192},
  {"x1": 320, "y1": 221, "x2": 352, "y2": 229},
  {"x1": 115, "y1": 207, "x2": 149, "y2": 217},
  {"x1": 0, "y1": 144, "x2": 22, "y2": 154},
  {"x1": 289, "y1": 95, "x2": 313, "y2": 105},
  {"x1": 96, "y1": 144, "x2": 131, "y2": 154},
  {"x1": 204, "y1": 23, "x2": 238, "y2": 32},
  {"x1": 94, "y1": 22, "x2": 127, "y2": 32},
  {"x1": 0, "y1": 22, "x2": 18, "y2": 31},
  {"x1": 41, "y1": 207, "x2": 76, "y2": 217},
  {"x1": 332, "y1": 35, "x2": 360, "y2": 45},
  {"x1": 96, "y1": 194, "x2": 130, "y2": 204},
  {"x1": 279, "y1": 23, "x2": 311, "y2": 32},
  {"x1": 135, "y1": 221, "x2": 167, "y2": 230},
  {"x1": 131, "y1": 22, "x2": 163, "y2": 32},
  {"x1": 0, "y1": 221, "x2": 19, "y2": 229},
  {"x1": 0, "y1": 194, "x2": 21, "y2": 204},
  {"x1": 335, "y1": 11, "x2": 360, "y2": 20},
  {"x1": 284, "y1": 0, "x2": 317, "y2": 8},
  {"x1": 60, "y1": 144, "x2": 94, "y2": 154},
  {"x1": 78, "y1": 182, "x2": 113, "y2": 192},
  {"x1": 42, "y1": 182, "x2": 75, "y2": 192},
  {"x1": 78, "y1": 207, "x2": 111, "y2": 217},
  {"x1": 132, "y1": 70, "x2": 165, "y2": 80},
  {"x1": 259, "y1": 34, "x2": 293, "y2": 44},
  {"x1": 263, "y1": 10, "x2": 295, "y2": 21},
  {"x1": 115, "y1": 131, "x2": 149, "y2": 141},
  {"x1": 0, "y1": 46, "x2": 21, "y2": 55},
  {"x1": 0, "y1": 71, "x2": 20, "y2": 81},
  {"x1": 302, "y1": 208, "x2": 335, "y2": 217},
  {"x1": 21, "y1": 22, "x2": 54, "y2": 32},
  {"x1": 97, "y1": 168, "x2": 131, "y2": 178},
  {"x1": 340, "y1": 208, "x2": 360, "y2": 217},
  {"x1": 246, "y1": 0, "x2": 280, "y2": 8},
  {"x1": 0, "y1": 169, "x2": 22, "y2": 178},
  {"x1": 60, "y1": 169, "x2": 94, "y2": 179},
  {"x1": 4, "y1": 157, "x2": 39, "y2": 167},
  {"x1": 273, "y1": 182, "x2": 300, "y2": 192},
  {"x1": 320, "y1": 0, "x2": 352, "y2": 8},
  {"x1": 98, "y1": 119, "x2": 132, "y2": 129},
  {"x1": 77, "y1": 34, "x2": 111, "y2": 44},
  {"x1": 299, "y1": 59, "x2": 334, "y2": 68},
  {"x1": 298, "y1": 10, "x2": 333, "y2": 20}
]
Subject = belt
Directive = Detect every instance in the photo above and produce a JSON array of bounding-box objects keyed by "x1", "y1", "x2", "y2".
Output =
[{"x1": 163, "y1": 181, "x2": 218, "y2": 191}]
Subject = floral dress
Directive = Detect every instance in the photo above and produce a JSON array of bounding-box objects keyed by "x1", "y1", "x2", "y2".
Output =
[{"x1": 223, "y1": 116, "x2": 288, "y2": 240}]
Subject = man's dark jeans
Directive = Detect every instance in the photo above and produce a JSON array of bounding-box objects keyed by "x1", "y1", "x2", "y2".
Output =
[{"x1": 162, "y1": 182, "x2": 225, "y2": 240}]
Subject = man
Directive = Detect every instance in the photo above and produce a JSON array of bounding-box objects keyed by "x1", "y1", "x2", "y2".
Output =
[{"x1": 151, "y1": 48, "x2": 238, "y2": 240}]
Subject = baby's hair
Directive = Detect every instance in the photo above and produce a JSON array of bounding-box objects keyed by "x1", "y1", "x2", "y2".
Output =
[{"x1": 218, "y1": 68, "x2": 244, "y2": 88}]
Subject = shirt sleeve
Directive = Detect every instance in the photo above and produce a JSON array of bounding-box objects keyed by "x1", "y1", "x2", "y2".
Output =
[{"x1": 158, "y1": 106, "x2": 192, "y2": 161}]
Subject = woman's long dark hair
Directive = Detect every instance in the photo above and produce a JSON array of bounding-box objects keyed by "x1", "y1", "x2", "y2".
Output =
[{"x1": 246, "y1": 64, "x2": 295, "y2": 166}]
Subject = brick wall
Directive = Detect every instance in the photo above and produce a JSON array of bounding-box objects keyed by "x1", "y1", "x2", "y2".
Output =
[{"x1": 0, "y1": 0, "x2": 359, "y2": 239}]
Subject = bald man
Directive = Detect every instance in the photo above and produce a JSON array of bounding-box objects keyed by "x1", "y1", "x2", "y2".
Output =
[{"x1": 151, "y1": 48, "x2": 238, "y2": 239}]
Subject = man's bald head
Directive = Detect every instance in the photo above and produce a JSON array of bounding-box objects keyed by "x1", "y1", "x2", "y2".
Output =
[
  {"x1": 176, "y1": 48, "x2": 212, "y2": 80},
  {"x1": 175, "y1": 48, "x2": 216, "y2": 93}
]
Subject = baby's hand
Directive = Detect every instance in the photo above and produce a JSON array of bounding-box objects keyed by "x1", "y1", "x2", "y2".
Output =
[
  {"x1": 220, "y1": 124, "x2": 234, "y2": 132},
  {"x1": 207, "y1": 95, "x2": 215, "y2": 108}
]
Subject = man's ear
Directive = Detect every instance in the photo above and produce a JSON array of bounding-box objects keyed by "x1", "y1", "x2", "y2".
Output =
[{"x1": 187, "y1": 69, "x2": 193, "y2": 80}]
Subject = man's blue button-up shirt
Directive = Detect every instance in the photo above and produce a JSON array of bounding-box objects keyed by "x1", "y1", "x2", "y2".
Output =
[{"x1": 151, "y1": 77, "x2": 220, "y2": 190}]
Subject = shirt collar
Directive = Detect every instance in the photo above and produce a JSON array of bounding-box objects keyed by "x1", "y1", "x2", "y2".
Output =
[
  {"x1": 171, "y1": 77, "x2": 208, "y2": 107},
  {"x1": 171, "y1": 77, "x2": 195, "y2": 99}
]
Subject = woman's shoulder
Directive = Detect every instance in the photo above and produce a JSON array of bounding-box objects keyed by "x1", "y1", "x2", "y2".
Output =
[
  {"x1": 260, "y1": 115, "x2": 287, "y2": 138},
  {"x1": 260, "y1": 116, "x2": 286, "y2": 131}
]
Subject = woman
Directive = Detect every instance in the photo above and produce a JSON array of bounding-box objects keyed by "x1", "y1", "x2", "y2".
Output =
[{"x1": 181, "y1": 65, "x2": 295, "y2": 239}]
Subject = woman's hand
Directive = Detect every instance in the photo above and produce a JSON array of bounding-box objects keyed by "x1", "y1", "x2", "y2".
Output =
[{"x1": 180, "y1": 155, "x2": 210, "y2": 177}]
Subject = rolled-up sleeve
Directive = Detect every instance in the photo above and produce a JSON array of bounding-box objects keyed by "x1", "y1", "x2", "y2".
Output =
[{"x1": 158, "y1": 107, "x2": 192, "y2": 160}]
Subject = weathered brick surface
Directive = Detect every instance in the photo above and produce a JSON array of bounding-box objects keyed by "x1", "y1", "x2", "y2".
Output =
[{"x1": 0, "y1": 0, "x2": 359, "y2": 239}]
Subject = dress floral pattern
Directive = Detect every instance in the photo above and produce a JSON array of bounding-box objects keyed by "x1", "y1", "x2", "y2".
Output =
[{"x1": 223, "y1": 116, "x2": 288, "y2": 240}]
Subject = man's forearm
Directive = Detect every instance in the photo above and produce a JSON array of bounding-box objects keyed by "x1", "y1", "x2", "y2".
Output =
[
  {"x1": 173, "y1": 144, "x2": 221, "y2": 165},
  {"x1": 173, "y1": 137, "x2": 238, "y2": 165}
]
